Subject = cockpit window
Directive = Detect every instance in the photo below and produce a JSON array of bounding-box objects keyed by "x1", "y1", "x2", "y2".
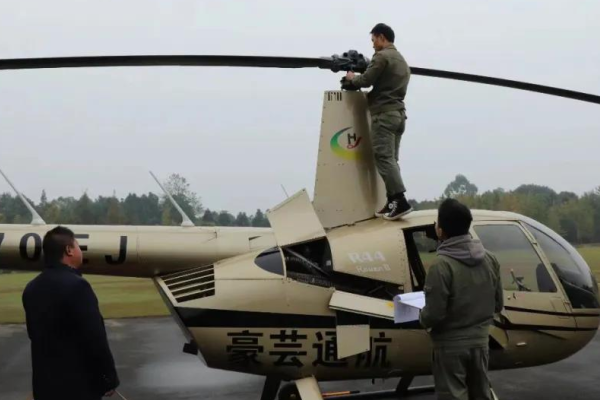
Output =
[
  {"x1": 412, "y1": 230, "x2": 438, "y2": 273},
  {"x1": 473, "y1": 224, "x2": 557, "y2": 293},
  {"x1": 524, "y1": 223, "x2": 600, "y2": 309}
]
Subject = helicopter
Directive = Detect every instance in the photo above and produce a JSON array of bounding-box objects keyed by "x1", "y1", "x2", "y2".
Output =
[{"x1": 1, "y1": 52, "x2": 600, "y2": 400}]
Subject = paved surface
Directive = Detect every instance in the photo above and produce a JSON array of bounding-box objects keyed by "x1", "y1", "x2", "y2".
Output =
[{"x1": 1, "y1": 317, "x2": 598, "y2": 400}]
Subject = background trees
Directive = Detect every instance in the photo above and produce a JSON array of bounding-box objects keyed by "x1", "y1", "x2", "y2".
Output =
[
  {"x1": 422, "y1": 174, "x2": 600, "y2": 244},
  {"x1": 1, "y1": 173, "x2": 599, "y2": 244},
  {"x1": 0, "y1": 174, "x2": 271, "y2": 228}
]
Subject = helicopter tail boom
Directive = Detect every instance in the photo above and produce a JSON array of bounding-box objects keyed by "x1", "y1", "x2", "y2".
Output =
[{"x1": 0, "y1": 223, "x2": 275, "y2": 278}]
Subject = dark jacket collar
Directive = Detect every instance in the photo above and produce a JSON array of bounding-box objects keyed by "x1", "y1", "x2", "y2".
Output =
[
  {"x1": 46, "y1": 262, "x2": 82, "y2": 276},
  {"x1": 379, "y1": 43, "x2": 397, "y2": 52}
]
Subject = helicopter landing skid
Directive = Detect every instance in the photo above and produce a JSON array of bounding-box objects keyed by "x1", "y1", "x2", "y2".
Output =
[
  {"x1": 261, "y1": 376, "x2": 282, "y2": 400},
  {"x1": 262, "y1": 375, "x2": 437, "y2": 400},
  {"x1": 320, "y1": 376, "x2": 435, "y2": 400}
]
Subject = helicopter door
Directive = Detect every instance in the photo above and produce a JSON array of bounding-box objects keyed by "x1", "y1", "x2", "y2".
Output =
[
  {"x1": 471, "y1": 221, "x2": 577, "y2": 333},
  {"x1": 329, "y1": 290, "x2": 395, "y2": 358}
]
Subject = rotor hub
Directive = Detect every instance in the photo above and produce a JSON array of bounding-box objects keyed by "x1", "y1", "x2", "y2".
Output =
[{"x1": 330, "y1": 50, "x2": 370, "y2": 73}]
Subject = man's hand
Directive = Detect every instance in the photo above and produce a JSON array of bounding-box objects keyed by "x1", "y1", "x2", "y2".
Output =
[
  {"x1": 104, "y1": 390, "x2": 116, "y2": 397},
  {"x1": 346, "y1": 71, "x2": 356, "y2": 80}
]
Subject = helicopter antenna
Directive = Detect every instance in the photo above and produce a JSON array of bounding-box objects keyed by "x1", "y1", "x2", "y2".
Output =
[
  {"x1": 0, "y1": 168, "x2": 46, "y2": 225},
  {"x1": 149, "y1": 171, "x2": 195, "y2": 228}
]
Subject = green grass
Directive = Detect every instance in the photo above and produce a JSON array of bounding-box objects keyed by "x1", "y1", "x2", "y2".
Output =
[
  {"x1": 577, "y1": 245, "x2": 600, "y2": 282},
  {"x1": 0, "y1": 273, "x2": 168, "y2": 324},
  {"x1": 2, "y1": 245, "x2": 600, "y2": 324}
]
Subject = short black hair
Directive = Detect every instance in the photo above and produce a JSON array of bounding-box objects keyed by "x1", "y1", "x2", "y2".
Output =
[
  {"x1": 370, "y1": 23, "x2": 395, "y2": 43},
  {"x1": 43, "y1": 226, "x2": 76, "y2": 265},
  {"x1": 437, "y1": 198, "x2": 473, "y2": 238}
]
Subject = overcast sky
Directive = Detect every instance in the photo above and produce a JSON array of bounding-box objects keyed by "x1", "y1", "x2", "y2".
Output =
[{"x1": 0, "y1": 1, "x2": 599, "y2": 214}]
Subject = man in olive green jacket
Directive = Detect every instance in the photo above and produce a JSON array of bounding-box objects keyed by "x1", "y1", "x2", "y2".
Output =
[
  {"x1": 344, "y1": 23, "x2": 412, "y2": 221},
  {"x1": 420, "y1": 198, "x2": 503, "y2": 400}
]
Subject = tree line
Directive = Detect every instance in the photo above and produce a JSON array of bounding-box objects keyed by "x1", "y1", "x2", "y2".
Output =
[
  {"x1": 414, "y1": 174, "x2": 600, "y2": 245},
  {"x1": 1, "y1": 173, "x2": 599, "y2": 244},
  {"x1": 0, "y1": 174, "x2": 270, "y2": 228}
]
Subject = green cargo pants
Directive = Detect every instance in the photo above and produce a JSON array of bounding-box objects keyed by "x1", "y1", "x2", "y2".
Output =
[
  {"x1": 371, "y1": 110, "x2": 406, "y2": 197},
  {"x1": 432, "y1": 346, "x2": 492, "y2": 400}
]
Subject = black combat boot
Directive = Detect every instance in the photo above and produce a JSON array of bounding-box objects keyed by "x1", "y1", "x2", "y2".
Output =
[
  {"x1": 384, "y1": 193, "x2": 413, "y2": 221},
  {"x1": 375, "y1": 197, "x2": 392, "y2": 218}
]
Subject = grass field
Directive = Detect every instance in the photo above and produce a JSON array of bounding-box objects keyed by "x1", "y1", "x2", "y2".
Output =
[
  {"x1": 0, "y1": 273, "x2": 168, "y2": 324},
  {"x1": 1, "y1": 245, "x2": 600, "y2": 324},
  {"x1": 577, "y1": 245, "x2": 600, "y2": 280}
]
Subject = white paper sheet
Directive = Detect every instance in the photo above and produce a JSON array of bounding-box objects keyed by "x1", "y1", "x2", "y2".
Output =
[{"x1": 393, "y1": 291, "x2": 425, "y2": 324}]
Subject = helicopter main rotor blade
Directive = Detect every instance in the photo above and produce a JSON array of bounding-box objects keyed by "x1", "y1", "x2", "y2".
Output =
[
  {"x1": 0, "y1": 55, "x2": 333, "y2": 71},
  {"x1": 0, "y1": 54, "x2": 599, "y2": 105},
  {"x1": 411, "y1": 67, "x2": 600, "y2": 105}
]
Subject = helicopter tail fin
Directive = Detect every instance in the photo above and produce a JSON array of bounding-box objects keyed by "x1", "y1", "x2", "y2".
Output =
[{"x1": 312, "y1": 91, "x2": 386, "y2": 229}]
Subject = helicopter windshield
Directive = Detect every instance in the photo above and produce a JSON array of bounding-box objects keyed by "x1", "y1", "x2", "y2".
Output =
[
  {"x1": 473, "y1": 224, "x2": 557, "y2": 293},
  {"x1": 522, "y1": 221, "x2": 600, "y2": 309}
]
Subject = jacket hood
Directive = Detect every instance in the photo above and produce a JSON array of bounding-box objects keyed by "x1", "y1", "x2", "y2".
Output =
[{"x1": 437, "y1": 235, "x2": 486, "y2": 267}]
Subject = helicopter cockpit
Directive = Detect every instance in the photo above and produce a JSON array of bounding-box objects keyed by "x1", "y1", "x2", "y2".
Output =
[{"x1": 509, "y1": 218, "x2": 597, "y2": 308}]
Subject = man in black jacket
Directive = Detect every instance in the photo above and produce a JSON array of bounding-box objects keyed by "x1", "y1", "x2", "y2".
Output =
[{"x1": 23, "y1": 226, "x2": 120, "y2": 400}]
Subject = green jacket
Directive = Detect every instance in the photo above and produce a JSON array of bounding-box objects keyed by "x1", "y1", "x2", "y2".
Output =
[
  {"x1": 420, "y1": 235, "x2": 504, "y2": 348},
  {"x1": 351, "y1": 44, "x2": 410, "y2": 115}
]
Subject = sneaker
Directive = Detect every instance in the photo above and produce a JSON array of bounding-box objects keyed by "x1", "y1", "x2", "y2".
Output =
[
  {"x1": 375, "y1": 200, "x2": 392, "y2": 218},
  {"x1": 384, "y1": 197, "x2": 413, "y2": 220}
]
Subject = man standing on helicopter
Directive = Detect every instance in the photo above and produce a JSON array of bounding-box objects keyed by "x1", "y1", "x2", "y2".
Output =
[{"x1": 344, "y1": 23, "x2": 412, "y2": 220}]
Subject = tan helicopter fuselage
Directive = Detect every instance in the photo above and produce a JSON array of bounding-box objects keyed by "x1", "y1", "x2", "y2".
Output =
[
  {"x1": 1, "y1": 210, "x2": 598, "y2": 382},
  {"x1": 152, "y1": 209, "x2": 600, "y2": 382}
]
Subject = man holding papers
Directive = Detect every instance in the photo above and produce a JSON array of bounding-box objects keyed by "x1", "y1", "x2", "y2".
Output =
[{"x1": 420, "y1": 199, "x2": 503, "y2": 400}]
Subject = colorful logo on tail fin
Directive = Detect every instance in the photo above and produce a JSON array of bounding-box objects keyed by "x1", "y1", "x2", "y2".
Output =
[{"x1": 330, "y1": 127, "x2": 362, "y2": 160}]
